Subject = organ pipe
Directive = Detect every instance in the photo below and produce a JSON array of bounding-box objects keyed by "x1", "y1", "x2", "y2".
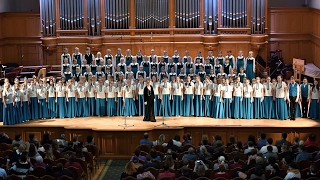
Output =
[
  {"x1": 203, "y1": 0, "x2": 218, "y2": 34},
  {"x1": 105, "y1": 0, "x2": 129, "y2": 29},
  {"x1": 40, "y1": 0, "x2": 56, "y2": 36}
]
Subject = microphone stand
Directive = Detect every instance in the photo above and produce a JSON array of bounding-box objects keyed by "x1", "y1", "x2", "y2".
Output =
[
  {"x1": 118, "y1": 98, "x2": 134, "y2": 129},
  {"x1": 154, "y1": 95, "x2": 169, "y2": 128}
]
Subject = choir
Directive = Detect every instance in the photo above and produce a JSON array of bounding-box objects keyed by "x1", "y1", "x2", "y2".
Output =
[{"x1": 0, "y1": 48, "x2": 317, "y2": 126}]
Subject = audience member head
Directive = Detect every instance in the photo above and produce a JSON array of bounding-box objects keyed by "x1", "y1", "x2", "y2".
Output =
[
  {"x1": 233, "y1": 155, "x2": 239, "y2": 163},
  {"x1": 143, "y1": 132, "x2": 149, "y2": 139},
  {"x1": 29, "y1": 133, "x2": 35, "y2": 141},
  {"x1": 229, "y1": 135, "x2": 235, "y2": 145},
  {"x1": 46, "y1": 164, "x2": 53, "y2": 173},
  {"x1": 181, "y1": 166, "x2": 189, "y2": 175},
  {"x1": 163, "y1": 164, "x2": 170, "y2": 171},
  {"x1": 183, "y1": 133, "x2": 192, "y2": 141},
  {"x1": 267, "y1": 145, "x2": 273, "y2": 152},
  {"x1": 216, "y1": 140, "x2": 223, "y2": 148},
  {"x1": 132, "y1": 156, "x2": 139, "y2": 163},
  {"x1": 137, "y1": 166, "x2": 144, "y2": 174},
  {"x1": 72, "y1": 136, "x2": 78, "y2": 143},
  {"x1": 134, "y1": 148, "x2": 141, "y2": 157},
  {"x1": 28, "y1": 144, "x2": 37, "y2": 156},
  {"x1": 19, "y1": 154, "x2": 27, "y2": 163},
  {"x1": 157, "y1": 134, "x2": 165, "y2": 145},
  {"x1": 174, "y1": 134, "x2": 180, "y2": 142},
  {"x1": 149, "y1": 149, "x2": 157, "y2": 159},
  {"x1": 196, "y1": 164, "x2": 206, "y2": 176},
  {"x1": 181, "y1": 159, "x2": 189, "y2": 168},
  {"x1": 270, "y1": 164, "x2": 280, "y2": 174},
  {"x1": 248, "y1": 141, "x2": 254, "y2": 147},
  {"x1": 267, "y1": 156, "x2": 276, "y2": 165},
  {"x1": 293, "y1": 136, "x2": 300, "y2": 144},
  {"x1": 14, "y1": 134, "x2": 21, "y2": 141},
  {"x1": 219, "y1": 164, "x2": 226, "y2": 172},
  {"x1": 298, "y1": 145, "x2": 306, "y2": 152},
  {"x1": 201, "y1": 134, "x2": 209, "y2": 143},
  {"x1": 188, "y1": 147, "x2": 194, "y2": 154},
  {"x1": 250, "y1": 149, "x2": 258, "y2": 156},
  {"x1": 60, "y1": 134, "x2": 65, "y2": 140},
  {"x1": 255, "y1": 156, "x2": 263, "y2": 165},
  {"x1": 86, "y1": 135, "x2": 93, "y2": 144},
  {"x1": 282, "y1": 132, "x2": 288, "y2": 140},
  {"x1": 299, "y1": 140, "x2": 305, "y2": 146},
  {"x1": 202, "y1": 139, "x2": 209, "y2": 146},
  {"x1": 200, "y1": 145, "x2": 209, "y2": 155},
  {"x1": 164, "y1": 155, "x2": 174, "y2": 167},
  {"x1": 260, "y1": 133, "x2": 266, "y2": 140},
  {"x1": 310, "y1": 165, "x2": 318, "y2": 174},
  {"x1": 69, "y1": 155, "x2": 76, "y2": 164},
  {"x1": 215, "y1": 134, "x2": 222, "y2": 141},
  {"x1": 308, "y1": 133, "x2": 317, "y2": 142},
  {"x1": 167, "y1": 139, "x2": 174, "y2": 147},
  {"x1": 284, "y1": 156, "x2": 292, "y2": 164},
  {"x1": 218, "y1": 156, "x2": 226, "y2": 165},
  {"x1": 18, "y1": 144, "x2": 26, "y2": 153},
  {"x1": 254, "y1": 165, "x2": 264, "y2": 177},
  {"x1": 43, "y1": 133, "x2": 50, "y2": 142},
  {"x1": 281, "y1": 143, "x2": 290, "y2": 152},
  {"x1": 289, "y1": 162, "x2": 298, "y2": 170},
  {"x1": 56, "y1": 163, "x2": 64, "y2": 171},
  {"x1": 35, "y1": 156, "x2": 43, "y2": 163},
  {"x1": 247, "y1": 134, "x2": 256, "y2": 144},
  {"x1": 125, "y1": 161, "x2": 137, "y2": 175},
  {"x1": 146, "y1": 154, "x2": 152, "y2": 162},
  {"x1": 236, "y1": 141, "x2": 243, "y2": 150}
]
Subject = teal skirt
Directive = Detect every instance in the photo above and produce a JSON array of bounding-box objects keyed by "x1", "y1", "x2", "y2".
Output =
[
  {"x1": 107, "y1": 98, "x2": 116, "y2": 116},
  {"x1": 194, "y1": 95, "x2": 203, "y2": 117},
  {"x1": 172, "y1": 95, "x2": 183, "y2": 116},
  {"x1": 159, "y1": 94, "x2": 171, "y2": 117},
  {"x1": 232, "y1": 96, "x2": 243, "y2": 119},
  {"x1": 263, "y1": 96, "x2": 274, "y2": 119},
  {"x1": 183, "y1": 94, "x2": 194, "y2": 116},
  {"x1": 243, "y1": 97, "x2": 253, "y2": 119},
  {"x1": 275, "y1": 98, "x2": 288, "y2": 120}
]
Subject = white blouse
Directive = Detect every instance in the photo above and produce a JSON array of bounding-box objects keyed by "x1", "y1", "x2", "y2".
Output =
[
  {"x1": 107, "y1": 86, "x2": 117, "y2": 98},
  {"x1": 14, "y1": 90, "x2": 22, "y2": 102},
  {"x1": 203, "y1": 83, "x2": 212, "y2": 96},
  {"x1": 161, "y1": 82, "x2": 171, "y2": 95},
  {"x1": 152, "y1": 82, "x2": 159, "y2": 95},
  {"x1": 275, "y1": 82, "x2": 287, "y2": 98},
  {"x1": 194, "y1": 82, "x2": 203, "y2": 95},
  {"x1": 223, "y1": 85, "x2": 233, "y2": 98},
  {"x1": 233, "y1": 83, "x2": 243, "y2": 97},
  {"x1": 21, "y1": 89, "x2": 29, "y2": 102},
  {"x1": 123, "y1": 85, "x2": 135, "y2": 98},
  {"x1": 137, "y1": 82, "x2": 145, "y2": 95},
  {"x1": 243, "y1": 85, "x2": 253, "y2": 98},
  {"x1": 56, "y1": 86, "x2": 66, "y2": 97},
  {"x1": 172, "y1": 82, "x2": 183, "y2": 96},
  {"x1": 47, "y1": 86, "x2": 56, "y2": 98},
  {"x1": 184, "y1": 82, "x2": 194, "y2": 95},
  {"x1": 86, "y1": 85, "x2": 95, "y2": 98},
  {"x1": 28, "y1": 86, "x2": 38, "y2": 98},
  {"x1": 310, "y1": 87, "x2": 319, "y2": 99},
  {"x1": 96, "y1": 85, "x2": 107, "y2": 98},
  {"x1": 37, "y1": 87, "x2": 47, "y2": 99},
  {"x1": 213, "y1": 84, "x2": 222, "y2": 97},
  {"x1": 253, "y1": 83, "x2": 263, "y2": 98},
  {"x1": 263, "y1": 83, "x2": 273, "y2": 96},
  {"x1": 77, "y1": 86, "x2": 86, "y2": 98}
]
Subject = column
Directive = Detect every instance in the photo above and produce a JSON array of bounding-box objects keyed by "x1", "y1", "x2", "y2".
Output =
[
  {"x1": 218, "y1": 0, "x2": 222, "y2": 28},
  {"x1": 264, "y1": 0, "x2": 268, "y2": 34},
  {"x1": 83, "y1": 0, "x2": 88, "y2": 30},
  {"x1": 55, "y1": 0, "x2": 60, "y2": 30},
  {"x1": 130, "y1": 0, "x2": 136, "y2": 29},
  {"x1": 169, "y1": 0, "x2": 175, "y2": 35},
  {"x1": 199, "y1": 0, "x2": 204, "y2": 28},
  {"x1": 101, "y1": 0, "x2": 106, "y2": 29},
  {"x1": 247, "y1": 0, "x2": 252, "y2": 28}
]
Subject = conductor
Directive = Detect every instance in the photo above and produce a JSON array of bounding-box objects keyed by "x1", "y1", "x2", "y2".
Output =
[{"x1": 143, "y1": 79, "x2": 156, "y2": 122}]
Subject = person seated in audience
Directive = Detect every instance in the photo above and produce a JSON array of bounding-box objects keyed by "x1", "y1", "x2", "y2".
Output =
[
  {"x1": 12, "y1": 134, "x2": 23, "y2": 145},
  {"x1": 130, "y1": 148, "x2": 147, "y2": 162},
  {"x1": 143, "y1": 154, "x2": 159, "y2": 169},
  {"x1": 306, "y1": 165, "x2": 320, "y2": 179},
  {"x1": 229, "y1": 155, "x2": 243, "y2": 169},
  {"x1": 314, "y1": 151, "x2": 320, "y2": 161},
  {"x1": 244, "y1": 141, "x2": 257, "y2": 154},
  {"x1": 264, "y1": 146, "x2": 278, "y2": 160},
  {"x1": 275, "y1": 132, "x2": 291, "y2": 146},
  {"x1": 158, "y1": 164, "x2": 176, "y2": 180},
  {"x1": 28, "y1": 144, "x2": 41, "y2": 159},
  {"x1": 139, "y1": 132, "x2": 153, "y2": 147},
  {"x1": 75, "y1": 148, "x2": 85, "y2": 161},
  {"x1": 54, "y1": 163, "x2": 74, "y2": 179},
  {"x1": 45, "y1": 164, "x2": 54, "y2": 177},
  {"x1": 197, "y1": 139, "x2": 213, "y2": 154},
  {"x1": 62, "y1": 142, "x2": 75, "y2": 153},
  {"x1": 193, "y1": 160, "x2": 210, "y2": 179},
  {"x1": 41, "y1": 133, "x2": 52, "y2": 145},
  {"x1": 165, "y1": 139, "x2": 182, "y2": 153},
  {"x1": 281, "y1": 156, "x2": 292, "y2": 171},
  {"x1": 214, "y1": 156, "x2": 229, "y2": 170},
  {"x1": 56, "y1": 134, "x2": 68, "y2": 147},
  {"x1": 38, "y1": 145, "x2": 45, "y2": 152},
  {"x1": 149, "y1": 149, "x2": 161, "y2": 161},
  {"x1": 305, "y1": 133, "x2": 319, "y2": 146},
  {"x1": 182, "y1": 147, "x2": 197, "y2": 161},
  {"x1": 182, "y1": 133, "x2": 193, "y2": 146},
  {"x1": 72, "y1": 136, "x2": 80, "y2": 146},
  {"x1": 85, "y1": 135, "x2": 95, "y2": 146},
  {"x1": 0, "y1": 162, "x2": 6, "y2": 179},
  {"x1": 213, "y1": 140, "x2": 225, "y2": 153},
  {"x1": 177, "y1": 166, "x2": 191, "y2": 178},
  {"x1": 132, "y1": 156, "x2": 143, "y2": 169},
  {"x1": 242, "y1": 155, "x2": 264, "y2": 172},
  {"x1": 199, "y1": 134, "x2": 211, "y2": 146},
  {"x1": 34, "y1": 156, "x2": 46, "y2": 168},
  {"x1": 28, "y1": 133, "x2": 39, "y2": 146},
  {"x1": 0, "y1": 132, "x2": 12, "y2": 144},
  {"x1": 198, "y1": 146, "x2": 211, "y2": 160},
  {"x1": 64, "y1": 155, "x2": 84, "y2": 173},
  {"x1": 164, "y1": 155, "x2": 175, "y2": 169},
  {"x1": 268, "y1": 164, "x2": 281, "y2": 179},
  {"x1": 137, "y1": 166, "x2": 155, "y2": 180},
  {"x1": 292, "y1": 136, "x2": 300, "y2": 146},
  {"x1": 296, "y1": 145, "x2": 313, "y2": 162},
  {"x1": 257, "y1": 132, "x2": 267, "y2": 149},
  {"x1": 284, "y1": 162, "x2": 301, "y2": 180},
  {"x1": 153, "y1": 134, "x2": 167, "y2": 147},
  {"x1": 212, "y1": 134, "x2": 224, "y2": 146},
  {"x1": 179, "y1": 159, "x2": 189, "y2": 169},
  {"x1": 280, "y1": 143, "x2": 293, "y2": 159},
  {"x1": 265, "y1": 156, "x2": 278, "y2": 171},
  {"x1": 213, "y1": 165, "x2": 230, "y2": 179},
  {"x1": 45, "y1": 148, "x2": 56, "y2": 160},
  {"x1": 8, "y1": 144, "x2": 26, "y2": 164},
  {"x1": 78, "y1": 142, "x2": 88, "y2": 152},
  {"x1": 226, "y1": 135, "x2": 236, "y2": 147},
  {"x1": 244, "y1": 134, "x2": 256, "y2": 146},
  {"x1": 173, "y1": 134, "x2": 182, "y2": 147},
  {"x1": 250, "y1": 165, "x2": 266, "y2": 179},
  {"x1": 232, "y1": 141, "x2": 244, "y2": 153},
  {"x1": 9, "y1": 154, "x2": 33, "y2": 178}
]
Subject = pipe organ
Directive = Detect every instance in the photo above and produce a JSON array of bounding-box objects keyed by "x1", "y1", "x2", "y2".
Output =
[
  {"x1": 175, "y1": 0, "x2": 200, "y2": 28},
  {"x1": 40, "y1": 0, "x2": 267, "y2": 36},
  {"x1": 105, "y1": 0, "x2": 129, "y2": 29},
  {"x1": 135, "y1": 0, "x2": 169, "y2": 29}
]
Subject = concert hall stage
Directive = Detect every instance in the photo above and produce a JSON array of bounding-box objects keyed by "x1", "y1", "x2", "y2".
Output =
[{"x1": 0, "y1": 117, "x2": 319, "y2": 159}]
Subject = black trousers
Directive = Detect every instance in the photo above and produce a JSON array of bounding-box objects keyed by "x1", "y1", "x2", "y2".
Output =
[
  {"x1": 289, "y1": 96, "x2": 297, "y2": 119},
  {"x1": 301, "y1": 97, "x2": 308, "y2": 117}
]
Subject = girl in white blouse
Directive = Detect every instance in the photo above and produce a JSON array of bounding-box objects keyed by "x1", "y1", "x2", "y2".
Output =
[
  {"x1": 37, "y1": 80, "x2": 48, "y2": 119},
  {"x1": 172, "y1": 76, "x2": 184, "y2": 117},
  {"x1": 222, "y1": 78, "x2": 233, "y2": 118},
  {"x1": 106, "y1": 80, "x2": 117, "y2": 116},
  {"x1": 183, "y1": 76, "x2": 194, "y2": 116},
  {"x1": 194, "y1": 75, "x2": 204, "y2": 117},
  {"x1": 76, "y1": 81, "x2": 87, "y2": 117},
  {"x1": 13, "y1": 84, "x2": 23, "y2": 124},
  {"x1": 21, "y1": 83, "x2": 30, "y2": 121},
  {"x1": 308, "y1": 80, "x2": 319, "y2": 119},
  {"x1": 232, "y1": 77, "x2": 243, "y2": 119},
  {"x1": 122, "y1": 79, "x2": 137, "y2": 117},
  {"x1": 159, "y1": 76, "x2": 171, "y2": 117},
  {"x1": 55, "y1": 80, "x2": 67, "y2": 118},
  {"x1": 86, "y1": 78, "x2": 96, "y2": 116},
  {"x1": 243, "y1": 79, "x2": 254, "y2": 119},
  {"x1": 203, "y1": 76, "x2": 212, "y2": 117},
  {"x1": 274, "y1": 75, "x2": 288, "y2": 120},
  {"x1": 152, "y1": 76, "x2": 160, "y2": 116},
  {"x1": 253, "y1": 77, "x2": 264, "y2": 119},
  {"x1": 95, "y1": 78, "x2": 107, "y2": 116}
]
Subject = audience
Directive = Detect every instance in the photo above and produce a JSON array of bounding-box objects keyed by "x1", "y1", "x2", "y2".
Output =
[
  {"x1": 212, "y1": 134, "x2": 224, "y2": 146},
  {"x1": 132, "y1": 156, "x2": 143, "y2": 169},
  {"x1": 314, "y1": 151, "x2": 320, "y2": 161},
  {"x1": 28, "y1": 133, "x2": 39, "y2": 146},
  {"x1": 232, "y1": 141, "x2": 244, "y2": 153},
  {"x1": 182, "y1": 132, "x2": 193, "y2": 146},
  {"x1": 9, "y1": 154, "x2": 33, "y2": 178},
  {"x1": 275, "y1": 132, "x2": 291, "y2": 146},
  {"x1": 166, "y1": 139, "x2": 182, "y2": 153},
  {"x1": 257, "y1": 132, "x2": 267, "y2": 148},
  {"x1": 64, "y1": 155, "x2": 84, "y2": 173},
  {"x1": 284, "y1": 162, "x2": 301, "y2": 180},
  {"x1": 173, "y1": 134, "x2": 182, "y2": 147},
  {"x1": 149, "y1": 149, "x2": 161, "y2": 161},
  {"x1": 130, "y1": 148, "x2": 147, "y2": 162},
  {"x1": 164, "y1": 155, "x2": 175, "y2": 169},
  {"x1": 306, "y1": 165, "x2": 320, "y2": 179},
  {"x1": 199, "y1": 134, "x2": 211, "y2": 146},
  {"x1": 213, "y1": 156, "x2": 229, "y2": 170},
  {"x1": 213, "y1": 165, "x2": 230, "y2": 179},
  {"x1": 197, "y1": 139, "x2": 213, "y2": 154},
  {"x1": 54, "y1": 163, "x2": 74, "y2": 179},
  {"x1": 193, "y1": 160, "x2": 209, "y2": 179},
  {"x1": 136, "y1": 166, "x2": 155, "y2": 180},
  {"x1": 8, "y1": 144, "x2": 26, "y2": 163},
  {"x1": 41, "y1": 133, "x2": 52, "y2": 145},
  {"x1": 281, "y1": 156, "x2": 292, "y2": 171},
  {"x1": 305, "y1": 133, "x2": 319, "y2": 146},
  {"x1": 264, "y1": 145, "x2": 278, "y2": 160},
  {"x1": 198, "y1": 145, "x2": 211, "y2": 160},
  {"x1": 56, "y1": 134, "x2": 68, "y2": 147},
  {"x1": 177, "y1": 166, "x2": 191, "y2": 178},
  {"x1": 226, "y1": 135, "x2": 236, "y2": 147},
  {"x1": 296, "y1": 145, "x2": 313, "y2": 162},
  {"x1": 292, "y1": 136, "x2": 300, "y2": 146},
  {"x1": 153, "y1": 134, "x2": 167, "y2": 146},
  {"x1": 28, "y1": 144, "x2": 41, "y2": 159},
  {"x1": 229, "y1": 155, "x2": 243, "y2": 169},
  {"x1": 12, "y1": 134, "x2": 23, "y2": 145},
  {"x1": 244, "y1": 141, "x2": 256, "y2": 154},
  {"x1": 269, "y1": 164, "x2": 281, "y2": 179},
  {"x1": 85, "y1": 135, "x2": 95, "y2": 146},
  {"x1": 45, "y1": 164, "x2": 54, "y2": 177},
  {"x1": 34, "y1": 156, "x2": 46, "y2": 168},
  {"x1": 143, "y1": 154, "x2": 159, "y2": 169},
  {"x1": 182, "y1": 147, "x2": 197, "y2": 161},
  {"x1": 259, "y1": 137, "x2": 278, "y2": 154},
  {"x1": 0, "y1": 162, "x2": 6, "y2": 179},
  {"x1": 0, "y1": 132, "x2": 12, "y2": 144},
  {"x1": 157, "y1": 164, "x2": 176, "y2": 180},
  {"x1": 139, "y1": 132, "x2": 153, "y2": 146},
  {"x1": 250, "y1": 165, "x2": 266, "y2": 179},
  {"x1": 244, "y1": 134, "x2": 256, "y2": 146}
]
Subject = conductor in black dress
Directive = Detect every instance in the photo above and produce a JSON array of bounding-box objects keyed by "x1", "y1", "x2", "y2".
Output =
[{"x1": 143, "y1": 79, "x2": 156, "y2": 122}]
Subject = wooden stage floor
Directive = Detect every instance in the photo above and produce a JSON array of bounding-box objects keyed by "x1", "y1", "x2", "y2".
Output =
[{"x1": 8, "y1": 116, "x2": 320, "y2": 130}]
